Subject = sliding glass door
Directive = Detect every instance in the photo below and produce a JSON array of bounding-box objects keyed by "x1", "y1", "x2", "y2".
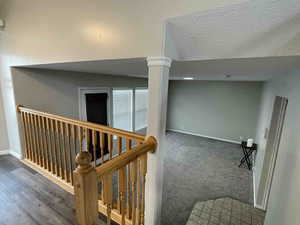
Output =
[
  {"x1": 112, "y1": 88, "x2": 148, "y2": 133},
  {"x1": 135, "y1": 88, "x2": 148, "y2": 133},
  {"x1": 113, "y1": 89, "x2": 133, "y2": 131}
]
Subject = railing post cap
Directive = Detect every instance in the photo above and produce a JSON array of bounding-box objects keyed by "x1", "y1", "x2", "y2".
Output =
[
  {"x1": 75, "y1": 151, "x2": 92, "y2": 166},
  {"x1": 145, "y1": 136, "x2": 157, "y2": 153}
]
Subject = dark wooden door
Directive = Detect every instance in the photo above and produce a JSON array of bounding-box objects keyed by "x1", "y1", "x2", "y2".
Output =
[{"x1": 85, "y1": 93, "x2": 109, "y2": 160}]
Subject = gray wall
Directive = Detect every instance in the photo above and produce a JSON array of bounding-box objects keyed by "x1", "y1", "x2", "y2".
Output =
[
  {"x1": 12, "y1": 68, "x2": 147, "y2": 119},
  {"x1": 0, "y1": 0, "x2": 249, "y2": 165},
  {"x1": 0, "y1": 84, "x2": 9, "y2": 151},
  {"x1": 0, "y1": 3, "x2": 9, "y2": 152},
  {"x1": 167, "y1": 81, "x2": 263, "y2": 142},
  {"x1": 254, "y1": 69, "x2": 300, "y2": 225}
]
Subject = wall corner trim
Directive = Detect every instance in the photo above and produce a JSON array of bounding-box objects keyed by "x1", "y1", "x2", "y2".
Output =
[
  {"x1": 147, "y1": 56, "x2": 172, "y2": 68},
  {"x1": 253, "y1": 168, "x2": 257, "y2": 206},
  {"x1": 253, "y1": 167, "x2": 265, "y2": 210}
]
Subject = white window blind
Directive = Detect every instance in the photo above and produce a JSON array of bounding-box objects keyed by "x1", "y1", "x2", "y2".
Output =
[
  {"x1": 113, "y1": 89, "x2": 133, "y2": 131},
  {"x1": 135, "y1": 89, "x2": 148, "y2": 132}
]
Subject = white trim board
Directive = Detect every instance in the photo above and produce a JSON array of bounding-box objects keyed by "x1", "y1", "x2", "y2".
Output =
[
  {"x1": 252, "y1": 167, "x2": 265, "y2": 210},
  {"x1": 167, "y1": 129, "x2": 241, "y2": 144},
  {"x1": 0, "y1": 150, "x2": 10, "y2": 155},
  {"x1": 0, "y1": 150, "x2": 22, "y2": 160},
  {"x1": 9, "y1": 150, "x2": 22, "y2": 160},
  {"x1": 260, "y1": 96, "x2": 287, "y2": 212},
  {"x1": 253, "y1": 167, "x2": 256, "y2": 206}
]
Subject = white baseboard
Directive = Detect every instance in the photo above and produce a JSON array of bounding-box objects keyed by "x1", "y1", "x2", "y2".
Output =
[
  {"x1": 255, "y1": 203, "x2": 265, "y2": 210},
  {"x1": 0, "y1": 149, "x2": 23, "y2": 160},
  {"x1": 0, "y1": 149, "x2": 10, "y2": 155},
  {"x1": 167, "y1": 129, "x2": 241, "y2": 144},
  {"x1": 9, "y1": 150, "x2": 22, "y2": 160}
]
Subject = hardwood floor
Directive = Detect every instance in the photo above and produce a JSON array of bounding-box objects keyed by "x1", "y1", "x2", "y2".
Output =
[
  {"x1": 0, "y1": 156, "x2": 88, "y2": 225},
  {"x1": 0, "y1": 155, "x2": 78, "y2": 225},
  {"x1": 0, "y1": 155, "x2": 111, "y2": 225}
]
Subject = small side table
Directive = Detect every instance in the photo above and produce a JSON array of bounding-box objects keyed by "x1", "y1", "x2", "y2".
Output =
[{"x1": 239, "y1": 141, "x2": 257, "y2": 170}]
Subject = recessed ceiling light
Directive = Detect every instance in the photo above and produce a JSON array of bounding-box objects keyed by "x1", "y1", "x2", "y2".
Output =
[{"x1": 183, "y1": 77, "x2": 194, "y2": 80}]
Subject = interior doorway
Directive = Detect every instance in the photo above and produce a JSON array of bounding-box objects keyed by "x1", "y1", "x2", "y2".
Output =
[
  {"x1": 79, "y1": 87, "x2": 111, "y2": 124},
  {"x1": 79, "y1": 87, "x2": 111, "y2": 160},
  {"x1": 257, "y1": 96, "x2": 288, "y2": 210},
  {"x1": 85, "y1": 93, "x2": 108, "y2": 125}
]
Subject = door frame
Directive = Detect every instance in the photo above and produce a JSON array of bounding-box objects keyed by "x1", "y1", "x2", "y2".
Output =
[
  {"x1": 78, "y1": 87, "x2": 112, "y2": 126},
  {"x1": 261, "y1": 96, "x2": 288, "y2": 210}
]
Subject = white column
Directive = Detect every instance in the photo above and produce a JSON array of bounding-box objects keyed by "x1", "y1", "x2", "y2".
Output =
[{"x1": 145, "y1": 56, "x2": 172, "y2": 225}]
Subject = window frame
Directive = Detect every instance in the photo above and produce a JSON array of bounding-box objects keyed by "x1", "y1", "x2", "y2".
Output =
[{"x1": 112, "y1": 88, "x2": 134, "y2": 132}]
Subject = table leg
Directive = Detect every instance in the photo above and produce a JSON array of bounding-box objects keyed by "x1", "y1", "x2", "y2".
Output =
[{"x1": 239, "y1": 147, "x2": 254, "y2": 170}]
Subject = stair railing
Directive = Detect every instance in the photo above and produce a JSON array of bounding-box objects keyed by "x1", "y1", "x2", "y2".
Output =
[
  {"x1": 17, "y1": 105, "x2": 155, "y2": 225},
  {"x1": 74, "y1": 136, "x2": 157, "y2": 225}
]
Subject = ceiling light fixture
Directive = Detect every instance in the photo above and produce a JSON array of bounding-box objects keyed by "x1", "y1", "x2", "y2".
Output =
[{"x1": 183, "y1": 77, "x2": 194, "y2": 80}]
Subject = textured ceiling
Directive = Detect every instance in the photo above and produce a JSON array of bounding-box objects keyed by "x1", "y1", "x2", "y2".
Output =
[
  {"x1": 23, "y1": 55, "x2": 300, "y2": 81},
  {"x1": 167, "y1": 0, "x2": 300, "y2": 60}
]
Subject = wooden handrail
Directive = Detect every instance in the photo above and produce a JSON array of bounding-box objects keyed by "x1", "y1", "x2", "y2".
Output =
[
  {"x1": 17, "y1": 105, "x2": 154, "y2": 225},
  {"x1": 17, "y1": 105, "x2": 145, "y2": 142},
  {"x1": 96, "y1": 136, "x2": 157, "y2": 178},
  {"x1": 72, "y1": 135, "x2": 156, "y2": 225}
]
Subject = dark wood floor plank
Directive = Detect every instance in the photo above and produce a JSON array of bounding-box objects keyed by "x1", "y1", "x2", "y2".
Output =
[
  {"x1": 0, "y1": 155, "x2": 109, "y2": 225},
  {"x1": 0, "y1": 178, "x2": 40, "y2": 225},
  {"x1": 0, "y1": 156, "x2": 78, "y2": 225},
  {"x1": 10, "y1": 168, "x2": 77, "y2": 224},
  {"x1": 1, "y1": 171, "x2": 76, "y2": 225}
]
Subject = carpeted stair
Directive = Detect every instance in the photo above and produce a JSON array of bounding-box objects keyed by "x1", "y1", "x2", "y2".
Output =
[{"x1": 186, "y1": 197, "x2": 265, "y2": 225}]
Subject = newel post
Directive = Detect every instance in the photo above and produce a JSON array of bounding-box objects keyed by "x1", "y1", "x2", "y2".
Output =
[{"x1": 73, "y1": 152, "x2": 98, "y2": 225}]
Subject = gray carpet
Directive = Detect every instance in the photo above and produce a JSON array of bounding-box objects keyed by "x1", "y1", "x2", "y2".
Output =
[{"x1": 161, "y1": 131, "x2": 253, "y2": 225}]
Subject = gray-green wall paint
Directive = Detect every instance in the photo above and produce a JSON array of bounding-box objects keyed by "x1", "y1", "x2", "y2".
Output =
[
  {"x1": 0, "y1": 84, "x2": 9, "y2": 151},
  {"x1": 13, "y1": 70, "x2": 263, "y2": 145},
  {"x1": 254, "y1": 69, "x2": 300, "y2": 225},
  {"x1": 167, "y1": 81, "x2": 263, "y2": 142},
  {"x1": 12, "y1": 68, "x2": 147, "y2": 119}
]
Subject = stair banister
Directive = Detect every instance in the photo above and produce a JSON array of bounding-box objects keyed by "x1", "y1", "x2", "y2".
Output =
[
  {"x1": 17, "y1": 105, "x2": 156, "y2": 225},
  {"x1": 74, "y1": 151, "x2": 98, "y2": 225},
  {"x1": 73, "y1": 136, "x2": 157, "y2": 225}
]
